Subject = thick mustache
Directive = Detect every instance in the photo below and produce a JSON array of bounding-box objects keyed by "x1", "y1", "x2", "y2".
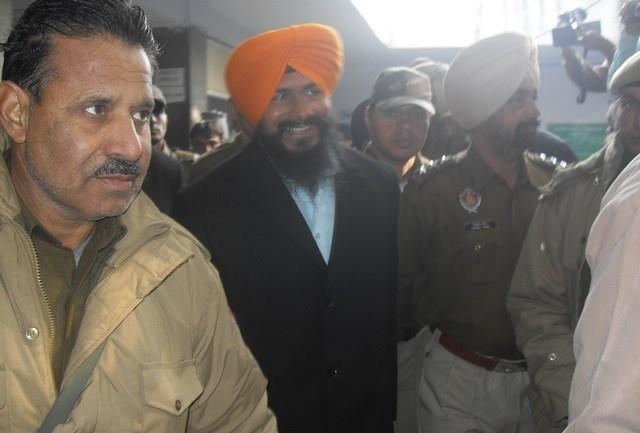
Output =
[
  {"x1": 277, "y1": 116, "x2": 326, "y2": 135},
  {"x1": 94, "y1": 158, "x2": 141, "y2": 177},
  {"x1": 516, "y1": 120, "x2": 540, "y2": 132}
]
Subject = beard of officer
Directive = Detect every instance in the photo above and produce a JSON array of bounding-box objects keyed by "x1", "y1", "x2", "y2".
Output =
[{"x1": 257, "y1": 114, "x2": 339, "y2": 191}]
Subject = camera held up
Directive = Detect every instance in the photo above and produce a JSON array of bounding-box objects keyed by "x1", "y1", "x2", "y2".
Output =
[{"x1": 552, "y1": 8, "x2": 601, "y2": 47}]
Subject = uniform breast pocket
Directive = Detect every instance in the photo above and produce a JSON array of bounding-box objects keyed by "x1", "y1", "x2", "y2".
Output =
[
  {"x1": 142, "y1": 359, "x2": 203, "y2": 432},
  {"x1": 465, "y1": 222, "x2": 501, "y2": 284}
]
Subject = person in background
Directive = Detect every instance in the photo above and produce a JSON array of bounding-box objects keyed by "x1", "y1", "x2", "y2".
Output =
[
  {"x1": 150, "y1": 85, "x2": 172, "y2": 154},
  {"x1": 189, "y1": 118, "x2": 225, "y2": 155},
  {"x1": 187, "y1": 105, "x2": 250, "y2": 182},
  {"x1": 363, "y1": 67, "x2": 434, "y2": 191},
  {"x1": 411, "y1": 58, "x2": 471, "y2": 159},
  {"x1": 141, "y1": 85, "x2": 184, "y2": 214},
  {"x1": 561, "y1": 0, "x2": 640, "y2": 93},
  {"x1": 151, "y1": 84, "x2": 198, "y2": 165},
  {"x1": 359, "y1": 66, "x2": 434, "y2": 433}
]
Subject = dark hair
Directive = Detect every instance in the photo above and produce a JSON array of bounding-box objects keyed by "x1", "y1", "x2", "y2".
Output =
[
  {"x1": 190, "y1": 120, "x2": 222, "y2": 140},
  {"x1": 0, "y1": 0, "x2": 160, "y2": 101}
]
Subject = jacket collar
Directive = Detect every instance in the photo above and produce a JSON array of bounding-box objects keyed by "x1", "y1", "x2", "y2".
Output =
[
  {"x1": 0, "y1": 152, "x2": 24, "y2": 222},
  {"x1": 602, "y1": 132, "x2": 628, "y2": 189},
  {"x1": 362, "y1": 140, "x2": 428, "y2": 183},
  {"x1": 462, "y1": 146, "x2": 529, "y2": 191},
  {"x1": 0, "y1": 149, "x2": 196, "y2": 381}
]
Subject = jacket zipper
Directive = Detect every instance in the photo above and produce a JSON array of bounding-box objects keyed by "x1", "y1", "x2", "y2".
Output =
[{"x1": 18, "y1": 224, "x2": 55, "y2": 352}]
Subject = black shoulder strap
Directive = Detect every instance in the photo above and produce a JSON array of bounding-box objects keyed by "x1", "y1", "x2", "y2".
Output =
[{"x1": 37, "y1": 342, "x2": 106, "y2": 433}]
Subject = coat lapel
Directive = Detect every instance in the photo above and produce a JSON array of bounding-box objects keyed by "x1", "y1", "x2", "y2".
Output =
[
  {"x1": 238, "y1": 144, "x2": 327, "y2": 270},
  {"x1": 328, "y1": 148, "x2": 373, "y2": 270}
]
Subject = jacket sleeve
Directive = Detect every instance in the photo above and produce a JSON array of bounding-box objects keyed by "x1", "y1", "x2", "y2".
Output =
[
  {"x1": 187, "y1": 255, "x2": 278, "y2": 433},
  {"x1": 398, "y1": 181, "x2": 432, "y2": 331},
  {"x1": 566, "y1": 189, "x2": 640, "y2": 433},
  {"x1": 507, "y1": 196, "x2": 575, "y2": 430}
]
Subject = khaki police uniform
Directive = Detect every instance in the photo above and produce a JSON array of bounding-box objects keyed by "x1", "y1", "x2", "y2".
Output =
[
  {"x1": 399, "y1": 146, "x2": 542, "y2": 433},
  {"x1": 507, "y1": 133, "x2": 627, "y2": 433}
]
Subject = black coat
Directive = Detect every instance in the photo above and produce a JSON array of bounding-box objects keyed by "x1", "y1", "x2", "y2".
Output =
[
  {"x1": 173, "y1": 142, "x2": 398, "y2": 433},
  {"x1": 142, "y1": 147, "x2": 183, "y2": 214}
]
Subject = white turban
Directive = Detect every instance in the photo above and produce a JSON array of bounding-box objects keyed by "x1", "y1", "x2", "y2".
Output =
[
  {"x1": 610, "y1": 50, "x2": 640, "y2": 91},
  {"x1": 444, "y1": 32, "x2": 539, "y2": 131}
]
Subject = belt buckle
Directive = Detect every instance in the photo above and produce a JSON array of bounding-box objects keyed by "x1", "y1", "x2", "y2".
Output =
[{"x1": 492, "y1": 359, "x2": 527, "y2": 373}]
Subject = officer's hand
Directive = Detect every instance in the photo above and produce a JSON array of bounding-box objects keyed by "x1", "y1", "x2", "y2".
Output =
[
  {"x1": 577, "y1": 32, "x2": 610, "y2": 51},
  {"x1": 576, "y1": 32, "x2": 616, "y2": 61}
]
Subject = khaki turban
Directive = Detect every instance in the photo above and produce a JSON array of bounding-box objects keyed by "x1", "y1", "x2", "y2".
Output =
[
  {"x1": 610, "y1": 50, "x2": 640, "y2": 91},
  {"x1": 225, "y1": 23, "x2": 344, "y2": 126},
  {"x1": 444, "y1": 32, "x2": 539, "y2": 131}
]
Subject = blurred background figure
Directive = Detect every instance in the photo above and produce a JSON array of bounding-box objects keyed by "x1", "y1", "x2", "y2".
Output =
[
  {"x1": 561, "y1": 0, "x2": 640, "y2": 94},
  {"x1": 189, "y1": 111, "x2": 228, "y2": 155},
  {"x1": 363, "y1": 66, "x2": 434, "y2": 190}
]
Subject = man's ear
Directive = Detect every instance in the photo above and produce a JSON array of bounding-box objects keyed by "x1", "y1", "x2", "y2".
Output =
[{"x1": 0, "y1": 81, "x2": 30, "y2": 145}]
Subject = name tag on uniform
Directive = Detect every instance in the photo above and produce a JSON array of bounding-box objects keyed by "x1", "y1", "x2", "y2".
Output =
[{"x1": 465, "y1": 221, "x2": 496, "y2": 231}]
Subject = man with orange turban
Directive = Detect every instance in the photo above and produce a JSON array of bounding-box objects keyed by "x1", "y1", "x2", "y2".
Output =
[{"x1": 174, "y1": 23, "x2": 399, "y2": 433}]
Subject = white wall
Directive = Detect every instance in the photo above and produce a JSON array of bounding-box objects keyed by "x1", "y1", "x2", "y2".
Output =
[
  {"x1": 0, "y1": 0, "x2": 11, "y2": 71},
  {"x1": 333, "y1": 46, "x2": 611, "y2": 128}
]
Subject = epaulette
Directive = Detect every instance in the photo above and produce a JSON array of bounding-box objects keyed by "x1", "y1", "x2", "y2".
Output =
[
  {"x1": 523, "y1": 150, "x2": 572, "y2": 190},
  {"x1": 539, "y1": 147, "x2": 608, "y2": 198},
  {"x1": 411, "y1": 152, "x2": 463, "y2": 185}
]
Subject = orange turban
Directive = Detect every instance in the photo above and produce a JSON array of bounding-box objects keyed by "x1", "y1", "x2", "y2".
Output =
[{"x1": 225, "y1": 23, "x2": 344, "y2": 126}]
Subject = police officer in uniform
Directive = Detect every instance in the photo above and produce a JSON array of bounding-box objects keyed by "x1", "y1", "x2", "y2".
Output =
[
  {"x1": 507, "y1": 50, "x2": 640, "y2": 433},
  {"x1": 400, "y1": 32, "x2": 542, "y2": 433}
]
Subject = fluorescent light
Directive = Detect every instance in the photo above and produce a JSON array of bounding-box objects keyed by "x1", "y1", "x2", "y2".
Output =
[{"x1": 351, "y1": 0, "x2": 619, "y2": 48}]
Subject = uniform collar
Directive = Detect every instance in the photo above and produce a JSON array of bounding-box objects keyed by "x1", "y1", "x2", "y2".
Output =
[{"x1": 464, "y1": 146, "x2": 529, "y2": 190}]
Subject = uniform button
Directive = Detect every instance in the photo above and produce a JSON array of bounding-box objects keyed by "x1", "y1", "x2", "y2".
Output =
[
  {"x1": 175, "y1": 400, "x2": 182, "y2": 411},
  {"x1": 473, "y1": 243, "x2": 482, "y2": 252},
  {"x1": 25, "y1": 327, "x2": 39, "y2": 341},
  {"x1": 539, "y1": 242, "x2": 546, "y2": 252},
  {"x1": 504, "y1": 367, "x2": 511, "y2": 373},
  {"x1": 548, "y1": 352, "x2": 557, "y2": 361},
  {"x1": 328, "y1": 368, "x2": 339, "y2": 377},
  {"x1": 326, "y1": 296, "x2": 334, "y2": 308},
  {"x1": 314, "y1": 232, "x2": 321, "y2": 239}
]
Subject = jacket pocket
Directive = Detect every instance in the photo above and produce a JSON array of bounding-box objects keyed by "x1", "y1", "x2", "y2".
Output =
[{"x1": 142, "y1": 359, "x2": 203, "y2": 431}]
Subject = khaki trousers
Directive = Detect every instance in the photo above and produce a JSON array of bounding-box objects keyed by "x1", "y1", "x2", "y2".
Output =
[{"x1": 417, "y1": 331, "x2": 533, "y2": 433}]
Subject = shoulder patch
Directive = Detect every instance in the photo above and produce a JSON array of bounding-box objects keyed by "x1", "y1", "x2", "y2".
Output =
[
  {"x1": 540, "y1": 147, "x2": 608, "y2": 198},
  {"x1": 524, "y1": 150, "x2": 572, "y2": 190},
  {"x1": 411, "y1": 153, "x2": 462, "y2": 185}
]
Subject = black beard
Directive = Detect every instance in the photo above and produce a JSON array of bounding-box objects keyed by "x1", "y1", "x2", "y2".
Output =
[
  {"x1": 515, "y1": 119, "x2": 540, "y2": 149},
  {"x1": 258, "y1": 116, "x2": 338, "y2": 191}
]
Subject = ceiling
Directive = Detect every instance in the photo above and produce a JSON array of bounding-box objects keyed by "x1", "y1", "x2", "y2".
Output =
[{"x1": 13, "y1": 0, "x2": 387, "y2": 58}]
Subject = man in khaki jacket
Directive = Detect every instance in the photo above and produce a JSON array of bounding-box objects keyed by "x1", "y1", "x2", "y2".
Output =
[
  {"x1": 0, "y1": 1, "x2": 277, "y2": 432},
  {"x1": 507, "y1": 52, "x2": 640, "y2": 433}
]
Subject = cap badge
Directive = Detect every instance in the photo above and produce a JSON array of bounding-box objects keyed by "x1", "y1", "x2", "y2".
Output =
[{"x1": 458, "y1": 187, "x2": 482, "y2": 213}]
